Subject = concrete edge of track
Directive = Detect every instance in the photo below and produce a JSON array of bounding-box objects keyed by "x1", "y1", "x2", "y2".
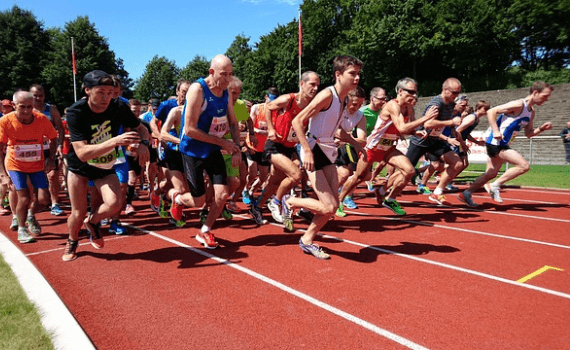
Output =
[{"x1": 0, "y1": 230, "x2": 95, "y2": 350}]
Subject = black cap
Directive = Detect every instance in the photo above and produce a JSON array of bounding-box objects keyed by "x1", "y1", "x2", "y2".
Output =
[
  {"x1": 150, "y1": 98, "x2": 160, "y2": 108},
  {"x1": 83, "y1": 70, "x2": 114, "y2": 88}
]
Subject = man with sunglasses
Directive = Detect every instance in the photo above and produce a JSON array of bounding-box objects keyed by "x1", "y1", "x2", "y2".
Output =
[{"x1": 404, "y1": 78, "x2": 463, "y2": 206}]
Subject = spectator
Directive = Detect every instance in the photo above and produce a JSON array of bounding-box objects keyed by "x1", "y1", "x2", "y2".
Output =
[{"x1": 559, "y1": 121, "x2": 570, "y2": 164}]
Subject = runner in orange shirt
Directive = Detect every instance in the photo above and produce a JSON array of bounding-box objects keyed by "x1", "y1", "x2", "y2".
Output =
[{"x1": 0, "y1": 91, "x2": 57, "y2": 243}]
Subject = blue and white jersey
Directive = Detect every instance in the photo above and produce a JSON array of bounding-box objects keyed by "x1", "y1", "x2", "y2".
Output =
[{"x1": 485, "y1": 99, "x2": 532, "y2": 146}]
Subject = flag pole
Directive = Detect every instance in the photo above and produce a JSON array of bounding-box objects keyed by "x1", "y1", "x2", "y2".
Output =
[
  {"x1": 71, "y1": 37, "x2": 77, "y2": 102},
  {"x1": 298, "y1": 11, "x2": 302, "y2": 84}
]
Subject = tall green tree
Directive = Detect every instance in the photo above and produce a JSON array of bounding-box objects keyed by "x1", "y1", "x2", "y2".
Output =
[
  {"x1": 134, "y1": 55, "x2": 180, "y2": 102},
  {"x1": 0, "y1": 6, "x2": 49, "y2": 99},
  {"x1": 225, "y1": 34, "x2": 253, "y2": 82},
  {"x1": 180, "y1": 55, "x2": 209, "y2": 82},
  {"x1": 41, "y1": 16, "x2": 130, "y2": 109}
]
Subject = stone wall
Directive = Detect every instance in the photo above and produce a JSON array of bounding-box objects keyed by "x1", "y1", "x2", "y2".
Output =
[{"x1": 412, "y1": 83, "x2": 570, "y2": 165}]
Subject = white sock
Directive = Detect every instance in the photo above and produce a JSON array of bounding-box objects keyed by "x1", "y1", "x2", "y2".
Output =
[
  {"x1": 175, "y1": 194, "x2": 184, "y2": 205},
  {"x1": 491, "y1": 181, "x2": 500, "y2": 189},
  {"x1": 433, "y1": 187, "x2": 443, "y2": 196},
  {"x1": 201, "y1": 225, "x2": 210, "y2": 234}
]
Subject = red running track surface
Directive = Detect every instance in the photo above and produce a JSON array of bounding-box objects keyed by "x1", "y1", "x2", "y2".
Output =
[{"x1": 2, "y1": 184, "x2": 569, "y2": 349}]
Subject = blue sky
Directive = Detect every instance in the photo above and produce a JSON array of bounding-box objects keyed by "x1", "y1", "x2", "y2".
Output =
[{"x1": 9, "y1": 0, "x2": 301, "y2": 81}]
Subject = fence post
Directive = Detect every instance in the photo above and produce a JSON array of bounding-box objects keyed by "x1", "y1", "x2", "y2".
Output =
[{"x1": 529, "y1": 137, "x2": 533, "y2": 165}]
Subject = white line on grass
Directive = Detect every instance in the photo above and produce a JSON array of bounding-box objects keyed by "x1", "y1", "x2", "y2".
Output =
[{"x1": 0, "y1": 230, "x2": 95, "y2": 350}]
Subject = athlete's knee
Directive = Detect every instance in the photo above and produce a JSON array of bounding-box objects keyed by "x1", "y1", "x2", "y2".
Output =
[
  {"x1": 519, "y1": 162, "x2": 530, "y2": 173},
  {"x1": 288, "y1": 169, "x2": 302, "y2": 185},
  {"x1": 322, "y1": 202, "x2": 337, "y2": 217}
]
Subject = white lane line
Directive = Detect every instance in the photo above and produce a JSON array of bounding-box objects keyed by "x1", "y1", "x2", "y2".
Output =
[
  {"x1": 398, "y1": 199, "x2": 570, "y2": 223},
  {"x1": 25, "y1": 236, "x2": 129, "y2": 257},
  {"x1": 0, "y1": 230, "x2": 95, "y2": 350},
  {"x1": 344, "y1": 210, "x2": 570, "y2": 250},
  {"x1": 130, "y1": 225, "x2": 429, "y2": 350},
  {"x1": 471, "y1": 194, "x2": 567, "y2": 205},
  {"x1": 234, "y1": 215, "x2": 570, "y2": 300}
]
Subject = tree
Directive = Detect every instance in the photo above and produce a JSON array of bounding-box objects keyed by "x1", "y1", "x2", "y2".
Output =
[
  {"x1": 180, "y1": 55, "x2": 209, "y2": 82},
  {"x1": 0, "y1": 6, "x2": 49, "y2": 99},
  {"x1": 134, "y1": 55, "x2": 180, "y2": 102},
  {"x1": 225, "y1": 34, "x2": 253, "y2": 81},
  {"x1": 41, "y1": 16, "x2": 130, "y2": 109}
]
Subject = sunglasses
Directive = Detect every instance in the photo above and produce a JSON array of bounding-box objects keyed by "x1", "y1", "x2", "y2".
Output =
[
  {"x1": 401, "y1": 88, "x2": 417, "y2": 95},
  {"x1": 372, "y1": 95, "x2": 387, "y2": 101},
  {"x1": 448, "y1": 89, "x2": 461, "y2": 95}
]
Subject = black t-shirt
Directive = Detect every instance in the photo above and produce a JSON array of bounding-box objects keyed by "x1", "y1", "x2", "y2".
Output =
[
  {"x1": 411, "y1": 95, "x2": 455, "y2": 146},
  {"x1": 66, "y1": 98, "x2": 140, "y2": 174}
]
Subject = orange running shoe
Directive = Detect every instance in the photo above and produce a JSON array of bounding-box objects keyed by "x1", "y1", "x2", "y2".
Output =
[
  {"x1": 170, "y1": 192, "x2": 183, "y2": 221},
  {"x1": 195, "y1": 231, "x2": 219, "y2": 249}
]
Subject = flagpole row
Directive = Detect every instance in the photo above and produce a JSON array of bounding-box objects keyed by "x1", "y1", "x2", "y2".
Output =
[{"x1": 71, "y1": 37, "x2": 77, "y2": 102}]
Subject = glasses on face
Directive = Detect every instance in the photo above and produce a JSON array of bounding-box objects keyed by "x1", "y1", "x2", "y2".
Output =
[
  {"x1": 372, "y1": 95, "x2": 387, "y2": 102},
  {"x1": 401, "y1": 88, "x2": 417, "y2": 95},
  {"x1": 448, "y1": 88, "x2": 461, "y2": 95}
]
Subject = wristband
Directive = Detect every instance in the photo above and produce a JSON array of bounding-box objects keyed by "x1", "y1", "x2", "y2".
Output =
[{"x1": 140, "y1": 140, "x2": 150, "y2": 148}]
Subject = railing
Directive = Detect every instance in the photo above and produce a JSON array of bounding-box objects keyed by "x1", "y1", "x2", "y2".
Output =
[{"x1": 510, "y1": 135, "x2": 567, "y2": 165}]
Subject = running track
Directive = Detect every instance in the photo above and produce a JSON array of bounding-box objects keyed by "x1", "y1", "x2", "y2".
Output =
[{"x1": 1, "y1": 184, "x2": 569, "y2": 349}]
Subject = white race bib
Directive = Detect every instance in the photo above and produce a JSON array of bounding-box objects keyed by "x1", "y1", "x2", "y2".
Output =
[
  {"x1": 209, "y1": 116, "x2": 229, "y2": 138},
  {"x1": 14, "y1": 144, "x2": 42, "y2": 162}
]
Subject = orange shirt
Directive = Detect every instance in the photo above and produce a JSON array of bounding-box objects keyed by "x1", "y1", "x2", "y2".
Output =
[{"x1": 0, "y1": 111, "x2": 57, "y2": 172}]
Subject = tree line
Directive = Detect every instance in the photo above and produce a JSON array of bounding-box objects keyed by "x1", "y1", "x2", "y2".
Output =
[{"x1": 1, "y1": 0, "x2": 568, "y2": 111}]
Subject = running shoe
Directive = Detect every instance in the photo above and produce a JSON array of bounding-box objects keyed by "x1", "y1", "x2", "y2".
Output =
[
  {"x1": 0, "y1": 206, "x2": 10, "y2": 215},
  {"x1": 84, "y1": 217, "x2": 104, "y2": 249},
  {"x1": 483, "y1": 183, "x2": 491, "y2": 194},
  {"x1": 458, "y1": 191, "x2": 478, "y2": 207},
  {"x1": 62, "y1": 239, "x2": 79, "y2": 262},
  {"x1": 267, "y1": 198, "x2": 283, "y2": 223},
  {"x1": 489, "y1": 185, "x2": 503, "y2": 203},
  {"x1": 170, "y1": 192, "x2": 183, "y2": 222},
  {"x1": 109, "y1": 220, "x2": 128, "y2": 235},
  {"x1": 299, "y1": 238, "x2": 330, "y2": 259},
  {"x1": 382, "y1": 199, "x2": 406, "y2": 215},
  {"x1": 124, "y1": 204, "x2": 135, "y2": 215},
  {"x1": 26, "y1": 215, "x2": 41, "y2": 235},
  {"x1": 242, "y1": 190, "x2": 252, "y2": 205},
  {"x1": 335, "y1": 203, "x2": 347, "y2": 218},
  {"x1": 195, "y1": 231, "x2": 219, "y2": 249},
  {"x1": 221, "y1": 207, "x2": 233, "y2": 220},
  {"x1": 296, "y1": 209, "x2": 314, "y2": 223},
  {"x1": 445, "y1": 183, "x2": 459, "y2": 192},
  {"x1": 226, "y1": 201, "x2": 240, "y2": 214},
  {"x1": 343, "y1": 196, "x2": 358, "y2": 209},
  {"x1": 366, "y1": 181, "x2": 375, "y2": 192},
  {"x1": 150, "y1": 191, "x2": 160, "y2": 212},
  {"x1": 428, "y1": 193, "x2": 452, "y2": 206},
  {"x1": 281, "y1": 194, "x2": 294, "y2": 232},
  {"x1": 248, "y1": 204, "x2": 265, "y2": 225},
  {"x1": 10, "y1": 216, "x2": 18, "y2": 231},
  {"x1": 169, "y1": 217, "x2": 186, "y2": 228},
  {"x1": 17, "y1": 227, "x2": 35, "y2": 243},
  {"x1": 100, "y1": 218, "x2": 109, "y2": 226},
  {"x1": 416, "y1": 184, "x2": 432, "y2": 195},
  {"x1": 50, "y1": 203, "x2": 64, "y2": 216},
  {"x1": 158, "y1": 198, "x2": 169, "y2": 219}
]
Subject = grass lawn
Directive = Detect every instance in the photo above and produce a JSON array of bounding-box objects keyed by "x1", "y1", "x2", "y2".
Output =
[
  {"x1": 456, "y1": 164, "x2": 570, "y2": 189},
  {"x1": 0, "y1": 254, "x2": 55, "y2": 350}
]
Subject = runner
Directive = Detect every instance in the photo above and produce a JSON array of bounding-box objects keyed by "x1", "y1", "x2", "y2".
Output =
[
  {"x1": 334, "y1": 86, "x2": 367, "y2": 218},
  {"x1": 251, "y1": 71, "x2": 320, "y2": 225},
  {"x1": 170, "y1": 55, "x2": 240, "y2": 249},
  {"x1": 340, "y1": 78, "x2": 438, "y2": 216},
  {"x1": 0, "y1": 91, "x2": 58, "y2": 243},
  {"x1": 29, "y1": 84, "x2": 65, "y2": 216},
  {"x1": 285, "y1": 55, "x2": 364, "y2": 259},
  {"x1": 459, "y1": 81, "x2": 554, "y2": 207},
  {"x1": 63, "y1": 70, "x2": 150, "y2": 261},
  {"x1": 404, "y1": 78, "x2": 464, "y2": 206}
]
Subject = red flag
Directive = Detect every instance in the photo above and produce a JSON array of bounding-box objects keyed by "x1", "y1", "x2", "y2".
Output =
[
  {"x1": 72, "y1": 45, "x2": 77, "y2": 75},
  {"x1": 298, "y1": 14, "x2": 302, "y2": 57}
]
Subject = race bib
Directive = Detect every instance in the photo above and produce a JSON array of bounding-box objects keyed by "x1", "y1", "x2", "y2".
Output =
[
  {"x1": 258, "y1": 121, "x2": 267, "y2": 130},
  {"x1": 286, "y1": 127, "x2": 299, "y2": 143},
  {"x1": 14, "y1": 144, "x2": 42, "y2": 162},
  {"x1": 42, "y1": 138, "x2": 50, "y2": 151},
  {"x1": 375, "y1": 137, "x2": 396, "y2": 151},
  {"x1": 88, "y1": 149, "x2": 118, "y2": 169},
  {"x1": 209, "y1": 115, "x2": 229, "y2": 138}
]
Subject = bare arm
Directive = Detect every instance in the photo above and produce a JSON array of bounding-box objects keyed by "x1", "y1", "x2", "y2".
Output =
[
  {"x1": 264, "y1": 94, "x2": 294, "y2": 141},
  {"x1": 160, "y1": 106, "x2": 182, "y2": 145},
  {"x1": 50, "y1": 105, "x2": 65, "y2": 154},
  {"x1": 487, "y1": 100, "x2": 524, "y2": 140},
  {"x1": 150, "y1": 117, "x2": 162, "y2": 140}
]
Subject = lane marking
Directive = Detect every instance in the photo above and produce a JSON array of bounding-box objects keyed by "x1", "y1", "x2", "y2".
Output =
[
  {"x1": 517, "y1": 266, "x2": 565, "y2": 283},
  {"x1": 25, "y1": 235, "x2": 129, "y2": 257},
  {"x1": 233, "y1": 215, "x2": 570, "y2": 300},
  {"x1": 343, "y1": 210, "x2": 570, "y2": 250},
  {"x1": 131, "y1": 225, "x2": 429, "y2": 350}
]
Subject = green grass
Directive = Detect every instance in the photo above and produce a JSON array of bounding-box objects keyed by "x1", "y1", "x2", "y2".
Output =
[
  {"x1": 456, "y1": 164, "x2": 570, "y2": 189},
  {"x1": 0, "y1": 254, "x2": 55, "y2": 350}
]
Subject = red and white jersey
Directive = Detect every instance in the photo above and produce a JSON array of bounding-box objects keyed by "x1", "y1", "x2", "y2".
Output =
[{"x1": 366, "y1": 111, "x2": 409, "y2": 151}]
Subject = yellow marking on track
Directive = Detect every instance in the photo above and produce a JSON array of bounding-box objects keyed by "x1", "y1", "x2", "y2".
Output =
[{"x1": 517, "y1": 266, "x2": 564, "y2": 283}]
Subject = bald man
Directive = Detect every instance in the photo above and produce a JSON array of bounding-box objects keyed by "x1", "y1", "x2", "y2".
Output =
[
  {"x1": 169, "y1": 54, "x2": 240, "y2": 249},
  {"x1": 402, "y1": 78, "x2": 464, "y2": 206}
]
